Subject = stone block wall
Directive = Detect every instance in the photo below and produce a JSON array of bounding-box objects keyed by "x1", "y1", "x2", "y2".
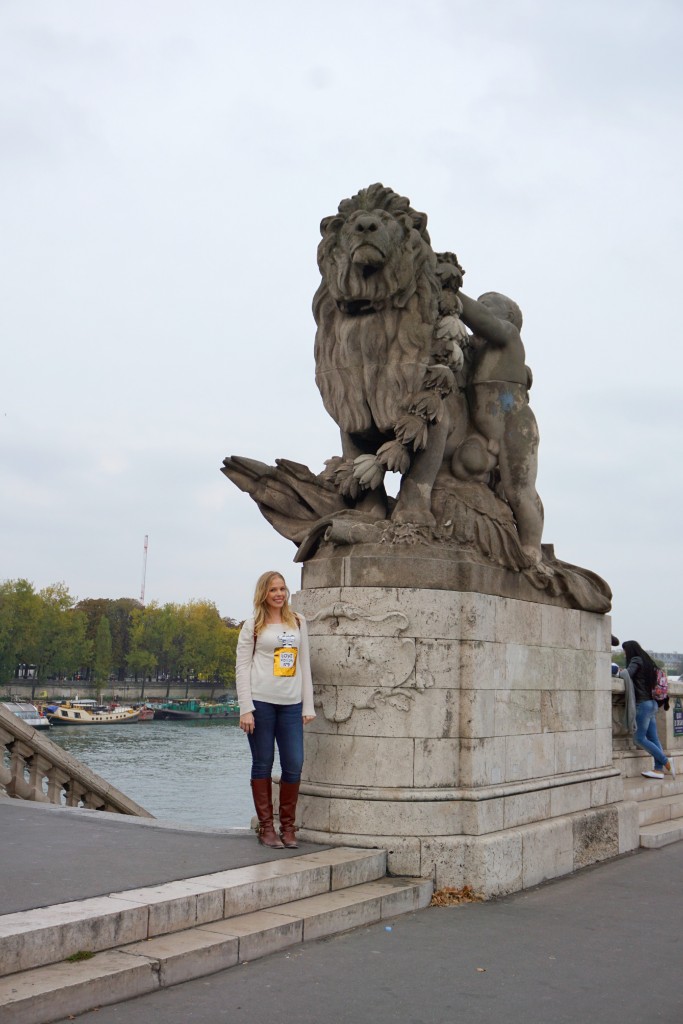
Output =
[{"x1": 292, "y1": 586, "x2": 638, "y2": 895}]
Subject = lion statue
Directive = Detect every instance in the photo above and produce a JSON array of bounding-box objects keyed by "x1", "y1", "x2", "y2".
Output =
[
  {"x1": 221, "y1": 183, "x2": 613, "y2": 613},
  {"x1": 313, "y1": 183, "x2": 467, "y2": 525}
]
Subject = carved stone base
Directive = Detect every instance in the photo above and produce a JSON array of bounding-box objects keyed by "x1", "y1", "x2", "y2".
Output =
[
  {"x1": 292, "y1": 585, "x2": 638, "y2": 897},
  {"x1": 302, "y1": 550, "x2": 564, "y2": 606},
  {"x1": 300, "y1": 542, "x2": 610, "y2": 614}
]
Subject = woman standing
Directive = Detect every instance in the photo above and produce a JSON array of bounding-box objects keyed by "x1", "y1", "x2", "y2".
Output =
[
  {"x1": 623, "y1": 640, "x2": 675, "y2": 781},
  {"x1": 235, "y1": 571, "x2": 315, "y2": 848}
]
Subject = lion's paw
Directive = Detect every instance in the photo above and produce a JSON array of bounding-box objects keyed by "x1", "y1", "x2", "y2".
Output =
[{"x1": 391, "y1": 506, "x2": 436, "y2": 528}]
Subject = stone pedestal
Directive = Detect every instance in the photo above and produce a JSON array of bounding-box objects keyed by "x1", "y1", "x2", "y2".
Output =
[{"x1": 292, "y1": 586, "x2": 639, "y2": 897}]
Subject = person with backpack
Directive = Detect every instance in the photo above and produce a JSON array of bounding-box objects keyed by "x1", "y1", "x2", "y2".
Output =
[
  {"x1": 236, "y1": 571, "x2": 315, "y2": 848},
  {"x1": 623, "y1": 639, "x2": 675, "y2": 780}
]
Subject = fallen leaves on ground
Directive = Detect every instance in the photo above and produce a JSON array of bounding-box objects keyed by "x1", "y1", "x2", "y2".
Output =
[{"x1": 430, "y1": 885, "x2": 484, "y2": 906}]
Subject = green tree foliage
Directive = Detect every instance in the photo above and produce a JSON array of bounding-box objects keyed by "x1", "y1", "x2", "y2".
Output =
[
  {"x1": 126, "y1": 601, "x2": 238, "y2": 692},
  {"x1": 0, "y1": 581, "x2": 35, "y2": 684},
  {"x1": 0, "y1": 579, "x2": 39, "y2": 683},
  {"x1": 127, "y1": 605, "x2": 160, "y2": 683},
  {"x1": 184, "y1": 601, "x2": 238, "y2": 692},
  {"x1": 76, "y1": 597, "x2": 142, "y2": 681},
  {"x1": 34, "y1": 584, "x2": 87, "y2": 681},
  {"x1": 0, "y1": 580, "x2": 91, "y2": 687},
  {"x1": 1, "y1": 579, "x2": 238, "y2": 693},
  {"x1": 127, "y1": 603, "x2": 179, "y2": 687},
  {"x1": 93, "y1": 616, "x2": 113, "y2": 697}
]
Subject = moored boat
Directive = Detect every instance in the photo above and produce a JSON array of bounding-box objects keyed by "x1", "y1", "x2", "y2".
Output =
[
  {"x1": 1, "y1": 701, "x2": 51, "y2": 729},
  {"x1": 45, "y1": 701, "x2": 141, "y2": 725},
  {"x1": 153, "y1": 698, "x2": 239, "y2": 721}
]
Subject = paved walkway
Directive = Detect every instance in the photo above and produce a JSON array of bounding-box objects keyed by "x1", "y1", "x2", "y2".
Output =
[
  {"x1": 4, "y1": 797, "x2": 682, "y2": 1023},
  {"x1": 0, "y1": 797, "x2": 322, "y2": 916},
  {"x1": 53, "y1": 841, "x2": 683, "y2": 1024}
]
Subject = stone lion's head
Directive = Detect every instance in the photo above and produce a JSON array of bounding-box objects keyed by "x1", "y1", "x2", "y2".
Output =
[
  {"x1": 315, "y1": 183, "x2": 438, "y2": 317},
  {"x1": 313, "y1": 184, "x2": 441, "y2": 437}
]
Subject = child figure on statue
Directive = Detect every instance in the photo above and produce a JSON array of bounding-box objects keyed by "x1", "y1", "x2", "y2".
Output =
[{"x1": 458, "y1": 290, "x2": 545, "y2": 566}]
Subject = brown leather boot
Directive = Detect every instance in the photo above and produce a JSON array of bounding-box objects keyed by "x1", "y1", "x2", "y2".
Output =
[
  {"x1": 279, "y1": 780, "x2": 300, "y2": 848},
  {"x1": 251, "y1": 779, "x2": 284, "y2": 849}
]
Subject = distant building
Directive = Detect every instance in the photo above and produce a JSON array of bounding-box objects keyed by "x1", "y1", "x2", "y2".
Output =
[{"x1": 650, "y1": 652, "x2": 683, "y2": 674}]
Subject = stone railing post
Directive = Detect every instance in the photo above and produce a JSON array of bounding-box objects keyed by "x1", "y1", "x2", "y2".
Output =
[
  {"x1": 64, "y1": 780, "x2": 87, "y2": 808},
  {"x1": 7, "y1": 740, "x2": 35, "y2": 800},
  {"x1": 82, "y1": 791, "x2": 108, "y2": 811},
  {"x1": 26, "y1": 752, "x2": 52, "y2": 804},
  {"x1": 45, "y1": 765, "x2": 70, "y2": 804},
  {"x1": 0, "y1": 725, "x2": 14, "y2": 794}
]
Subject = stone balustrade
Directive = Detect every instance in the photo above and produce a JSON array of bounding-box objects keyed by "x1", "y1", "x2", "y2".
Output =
[{"x1": 0, "y1": 703, "x2": 152, "y2": 816}]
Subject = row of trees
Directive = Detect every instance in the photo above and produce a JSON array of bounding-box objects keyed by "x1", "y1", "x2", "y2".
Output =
[
  {"x1": 0, "y1": 579, "x2": 240, "y2": 696},
  {"x1": 0, "y1": 580, "x2": 91, "y2": 689}
]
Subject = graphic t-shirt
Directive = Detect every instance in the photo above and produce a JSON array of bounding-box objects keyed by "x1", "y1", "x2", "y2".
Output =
[{"x1": 250, "y1": 623, "x2": 303, "y2": 705}]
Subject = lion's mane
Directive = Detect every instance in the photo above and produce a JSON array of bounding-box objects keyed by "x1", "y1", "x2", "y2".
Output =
[{"x1": 313, "y1": 184, "x2": 440, "y2": 436}]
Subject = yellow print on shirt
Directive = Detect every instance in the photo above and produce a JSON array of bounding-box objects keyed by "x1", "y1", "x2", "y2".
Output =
[
  {"x1": 274, "y1": 631, "x2": 298, "y2": 678},
  {"x1": 274, "y1": 647, "x2": 298, "y2": 676}
]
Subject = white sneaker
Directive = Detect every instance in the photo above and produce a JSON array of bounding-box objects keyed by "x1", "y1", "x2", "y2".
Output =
[
  {"x1": 665, "y1": 760, "x2": 676, "y2": 780},
  {"x1": 642, "y1": 770, "x2": 664, "y2": 779}
]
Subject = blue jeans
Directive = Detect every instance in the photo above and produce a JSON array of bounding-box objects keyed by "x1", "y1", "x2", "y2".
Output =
[
  {"x1": 247, "y1": 700, "x2": 304, "y2": 783},
  {"x1": 635, "y1": 700, "x2": 667, "y2": 770}
]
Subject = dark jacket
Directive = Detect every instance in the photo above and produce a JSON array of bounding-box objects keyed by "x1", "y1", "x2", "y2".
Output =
[{"x1": 626, "y1": 656, "x2": 654, "y2": 703}]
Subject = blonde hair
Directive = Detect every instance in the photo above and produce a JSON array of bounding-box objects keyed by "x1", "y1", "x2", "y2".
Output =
[{"x1": 253, "y1": 571, "x2": 298, "y2": 634}]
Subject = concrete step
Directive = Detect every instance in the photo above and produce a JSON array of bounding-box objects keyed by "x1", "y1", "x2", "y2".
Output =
[
  {"x1": 621, "y1": 772, "x2": 683, "y2": 850},
  {"x1": 623, "y1": 774, "x2": 683, "y2": 803},
  {"x1": 617, "y1": 752, "x2": 679, "y2": 781},
  {"x1": 637, "y1": 792, "x2": 683, "y2": 827},
  {"x1": 0, "y1": 847, "x2": 387, "y2": 979},
  {"x1": 0, "y1": 873, "x2": 432, "y2": 1024},
  {"x1": 639, "y1": 815, "x2": 683, "y2": 850}
]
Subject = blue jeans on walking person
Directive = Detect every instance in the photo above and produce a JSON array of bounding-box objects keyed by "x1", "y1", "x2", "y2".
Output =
[
  {"x1": 634, "y1": 699, "x2": 667, "y2": 770},
  {"x1": 247, "y1": 700, "x2": 304, "y2": 783}
]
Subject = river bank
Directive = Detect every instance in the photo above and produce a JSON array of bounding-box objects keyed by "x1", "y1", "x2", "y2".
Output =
[{"x1": 2, "y1": 681, "x2": 237, "y2": 704}]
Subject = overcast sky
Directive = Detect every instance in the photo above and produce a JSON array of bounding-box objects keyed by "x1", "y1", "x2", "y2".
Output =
[{"x1": 1, "y1": 0, "x2": 681, "y2": 650}]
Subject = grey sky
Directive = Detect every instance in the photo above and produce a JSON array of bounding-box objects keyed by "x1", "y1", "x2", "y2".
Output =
[{"x1": 1, "y1": 0, "x2": 681, "y2": 649}]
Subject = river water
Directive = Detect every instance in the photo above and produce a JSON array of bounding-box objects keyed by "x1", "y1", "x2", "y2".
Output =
[{"x1": 48, "y1": 720, "x2": 279, "y2": 830}]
